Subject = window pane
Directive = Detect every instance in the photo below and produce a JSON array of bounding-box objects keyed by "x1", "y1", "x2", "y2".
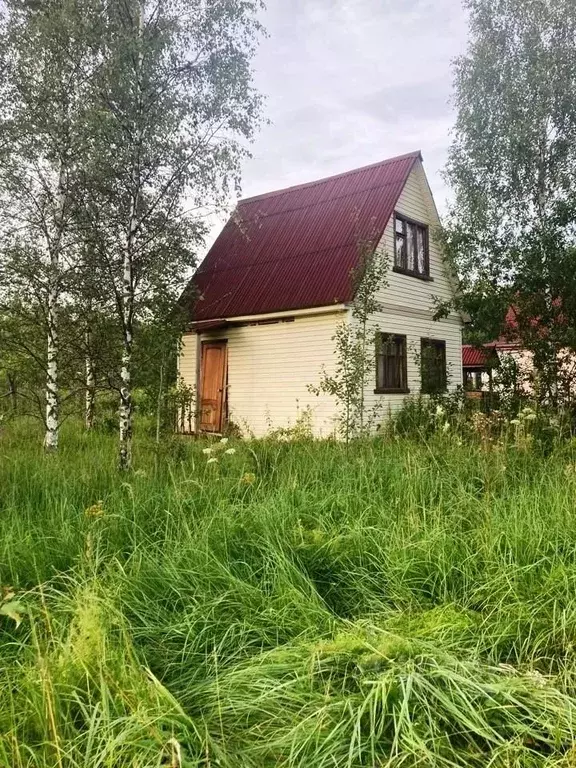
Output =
[
  {"x1": 378, "y1": 334, "x2": 406, "y2": 390},
  {"x1": 416, "y1": 228, "x2": 426, "y2": 274},
  {"x1": 407, "y1": 223, "x2": 416, "y2": 272},
  {"x1": 395, "y1": 233, "x2": 406, "y2": 268},
  {"x1": 421, "y1": 339, "x2": 446, "y2": 394},
  {"x1": 394, "y1": 214, "x2": 429, "y2": 276}
]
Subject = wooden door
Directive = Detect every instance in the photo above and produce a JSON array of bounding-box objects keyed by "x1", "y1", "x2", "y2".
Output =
[{"x1": 199, "y1": 341, "x2": 227, "y2": 433}]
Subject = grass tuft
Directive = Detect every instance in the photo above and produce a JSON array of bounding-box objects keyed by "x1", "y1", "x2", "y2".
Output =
[{"x1": 2, "y1": 420, "x2": 576, "y2": 765}]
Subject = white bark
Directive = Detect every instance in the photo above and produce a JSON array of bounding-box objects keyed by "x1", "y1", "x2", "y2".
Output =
[
  {"x1": 44, "y1": 163, "x2": 67, "y2": 452},
  {"x1": 118, "y1": 224, "x2": 134, "y2": 469},
  {"x1": 118, "y1": 313, "x2": 132, "y2": 470},
  {"x1": 85, "y1": 330, "x2": 95, "y2": 430},
  {"x1": 118, "y1": 0, "x2": 144, "y2": 471},
  {"x1": 155, "y1": 361, "x2": 164, "y2": 444},
  {"x1": 44, "y1": 276, "x2": 59, "y2": 451}
]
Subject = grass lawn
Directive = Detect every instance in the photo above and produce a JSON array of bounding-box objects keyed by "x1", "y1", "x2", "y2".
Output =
[{"x1": 2, "y1": 421, "x2": 576, "y2": 766}]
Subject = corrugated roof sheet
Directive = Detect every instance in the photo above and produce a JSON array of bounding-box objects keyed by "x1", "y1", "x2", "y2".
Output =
[
  {"x1": 185, "y1": 151, "x2": 421, "y2": 321},
  {"x1": 462, "y1": 345, "x2": 499, "y2": 368}
]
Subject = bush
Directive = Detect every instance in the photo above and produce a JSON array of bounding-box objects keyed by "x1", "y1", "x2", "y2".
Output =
[{"x1": 387, "y1": 390, "x2": 468, "y2": 438}]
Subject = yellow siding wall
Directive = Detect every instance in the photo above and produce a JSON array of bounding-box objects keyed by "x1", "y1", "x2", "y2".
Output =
[
  {"x1": 380, "y1": 161, "x2": 457, "y2": 308},
  {"x1": 360, "y1": 311, "x2": 463, "y2": 418},
  {"x1": 178, "y1": 311, "x2": 343, "y2": 437},
  {"x1": 359, "y1": 160, "x2": 463, "y2": 417}
]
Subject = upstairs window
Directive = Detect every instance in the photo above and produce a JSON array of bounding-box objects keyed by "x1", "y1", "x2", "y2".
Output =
[
  {"x1": 376, "y1": 333, "x2": 408, "y2": 393},
  {"x1": 394, "y1": 214, "x2": 430, "y2": 278},
  {"x1": 421, "y1": 338, "x2": 447, "y2": 394}
]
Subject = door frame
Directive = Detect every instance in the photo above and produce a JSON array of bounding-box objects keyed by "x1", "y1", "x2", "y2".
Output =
[{"x1": 198, "y1": 339, "x2": 228, "y2": 434}]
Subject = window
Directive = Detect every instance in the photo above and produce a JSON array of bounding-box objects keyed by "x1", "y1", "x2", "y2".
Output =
[
  {"x1": 394, "y1": 213, "x2": 429, "y2": 278},
  {"x1": 421, "y1": 338, "x2": 447, "y2": 394},
  {"x1": 464, "y1": 370, "x2": 483, "y2": 391},
  {"x1": 376, "y1": 333, "x2": 408, "y2": 393}
]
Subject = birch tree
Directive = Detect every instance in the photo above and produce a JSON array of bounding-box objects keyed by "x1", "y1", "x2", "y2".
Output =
[
  {"x1": 82, "y1": 0, "x2": 264, "y2": 470},
  {"x1": 309, "y1": 242, "x2": 388, "y2": 442},
  {"x1": 442, "y1": 0, "x2": 576, "y2": 402},
  {"x1": 0, "y1": 0, "x2": 100, "y2": 450}
]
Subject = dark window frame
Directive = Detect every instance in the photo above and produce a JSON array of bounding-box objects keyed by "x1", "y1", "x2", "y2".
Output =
[
  {"x1": 393, "y1": 213, "x2": 431, "y2": 280},
  {"x1": 375, "y1": 333, "x2": 409, "y2": 394},
  {"x1": 420, "y1": 338, "x2": 447, "y2": 394},
  {"x1": 464, "y1": 369, "x2": 484, "y2": 391}
]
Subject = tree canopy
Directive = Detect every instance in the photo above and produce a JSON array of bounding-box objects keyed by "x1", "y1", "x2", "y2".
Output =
[
  {"x1": 0, "y1": 0, "x2": 265, "y2": 463},
  {"x1": 444, "y1": 0, "x2": 576, "y2": 400}
]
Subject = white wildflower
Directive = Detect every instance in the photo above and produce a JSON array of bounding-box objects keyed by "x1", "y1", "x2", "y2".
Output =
[
  {"x1": 220, "y1": 437, "x2": 229, "y2": 444},
  {"x1": 525, "y1": 669, "x2": 547, "y2": 688},
  {"x1": 224, "y1": 448, "x2": 236, "y2": 455},
  {"x1": 442, "y1": 422, "x2": 450, "y2": 433},
  {"x1": 435, "y1": 405, "x2": 445, "y2": 417},
  {"x1": 202, "y1": 447, "x2": 213, "y2": 455},
  {"x1": 207, "y1": 457, "x2": 219, "y2": 464},
  {"x1": 524, "y1": 413, "x2": 537, "y2": 421},
  {"x1": 510, "y1": 419, "x2": 521, "y2": 426}
]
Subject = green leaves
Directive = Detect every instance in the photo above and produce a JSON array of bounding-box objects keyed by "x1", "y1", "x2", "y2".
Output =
[
  {"x1": 312, "y1": 246, "x2": 389, "y2": 441},
  {"x1": 0, "y1": 0, "x2": 265, "y2": 459},
  {"x1": 445, "y1": 0, "x2": 576, "y2": 399}
]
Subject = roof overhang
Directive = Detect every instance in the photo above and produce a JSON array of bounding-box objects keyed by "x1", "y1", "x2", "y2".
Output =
[
  {"x1": 189, "y1": 319, "x2": 229, "y2": 333},
  {"x1": 186, "y1": 304, "x2": 348, "y2": 333}
]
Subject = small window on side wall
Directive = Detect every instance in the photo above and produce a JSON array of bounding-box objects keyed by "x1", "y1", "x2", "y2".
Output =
[
  {"x1": 421, "y1": 338, "x2": 447, "y2": 394},
  {"x1": 394, "y1": 213, "x2": 429, "y2": 278},
  {"x1": 376, "y1": 333, "x2": 408, "y2": 393}
]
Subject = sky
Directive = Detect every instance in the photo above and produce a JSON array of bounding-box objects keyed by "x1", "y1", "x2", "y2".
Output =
[{"x1": 204, "y1": 0, "x2": 470, "y2": 248}]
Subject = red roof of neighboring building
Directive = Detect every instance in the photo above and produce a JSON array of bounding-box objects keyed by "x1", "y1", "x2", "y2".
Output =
[
  {"x1": 499, "y1": 302, "x2": 562, "y2": 342},
  {"x1": 185, "y1": 151, "x2": 422, "y2": 321},
  {"x1": 462, "y1": 345, "x2": 499, "y2": 368}
]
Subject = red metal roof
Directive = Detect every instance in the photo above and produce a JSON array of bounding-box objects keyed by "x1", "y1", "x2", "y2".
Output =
[
  {"x1": 462, "y1": 345, "x2": 499, "y2": 368},
  {"x1": 186, "y1": 151, "x2": 421, "y2": 321}
]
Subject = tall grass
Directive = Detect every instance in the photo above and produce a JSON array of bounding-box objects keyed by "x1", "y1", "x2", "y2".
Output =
[{"x1": 2, "y1": 420, "x2": 576, "y2": 765}]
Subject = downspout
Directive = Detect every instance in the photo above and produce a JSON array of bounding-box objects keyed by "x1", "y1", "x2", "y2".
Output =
[{"x1": 194, "y1": 332, "x2": 201, "y2": 434}]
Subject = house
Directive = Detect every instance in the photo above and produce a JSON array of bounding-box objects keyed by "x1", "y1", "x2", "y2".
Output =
[{"x1": 178, "y1": 151, "x2": 463, "y2": 437}]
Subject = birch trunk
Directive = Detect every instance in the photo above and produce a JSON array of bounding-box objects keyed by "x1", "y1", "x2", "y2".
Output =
[
  {"x1": 44, "y1": 275, "x2": 59, "y2": 451},
  {"x1": 44, "y1": 163, "x2": 67, "y2": 452},
  {"x1": 155, "y1": 361, "x2": 164, "y2": 444},
  {"x1": 118, "y1": 304, "x2": 133, "y2": 471},
  {"x1": 118, "y1": 231, "x2": 134, "y2": 469},
  {"x1": 85, "y1": 332, "x2": 95, "y2": 430},
  {"x1": 118, "y1": 0, "x2": 144, "y2": 472}
]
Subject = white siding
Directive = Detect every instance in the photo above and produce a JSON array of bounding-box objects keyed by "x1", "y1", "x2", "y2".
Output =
[
  {"x1": 360, "y1": 311, "x2": 463, "y2": 418},
  {"x1": 380, "y1": 160, "x2": 456, "y2": 308},
  {"x1": 359, "y1": 160, "x2": 463, "y2": 418},
  {"x1": 178, "y1": 311, "x2": 343, "y2": 437},
  {"x1": 179, "y1": 333, "x2": 197, "y2": 389}
]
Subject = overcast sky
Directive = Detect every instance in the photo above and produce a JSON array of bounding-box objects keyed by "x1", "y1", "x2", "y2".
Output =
[{"x1": 205, "y1": 0, "x2": 469, "y2": 247}]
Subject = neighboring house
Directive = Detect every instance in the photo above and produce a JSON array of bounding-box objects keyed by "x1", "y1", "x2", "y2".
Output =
[
  {"x1": 462, "y1": 344, "x2": 500, "y2": 395},
  {"x1": 466, "y1": 307, "x2": 576, "y2": 401},
  {"x1": 178, "y1": 151, "x2": 463, "y2": 437}
]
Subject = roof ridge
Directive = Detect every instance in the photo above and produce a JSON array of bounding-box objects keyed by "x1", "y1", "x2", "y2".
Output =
[{"x1": 239, "y1": 150, "x2": 422, "y2": 205}]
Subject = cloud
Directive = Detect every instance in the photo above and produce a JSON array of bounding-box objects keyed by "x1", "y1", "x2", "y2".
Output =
[{"x1": 202, "y1": 0, "x2": 469, "y2": 253}]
